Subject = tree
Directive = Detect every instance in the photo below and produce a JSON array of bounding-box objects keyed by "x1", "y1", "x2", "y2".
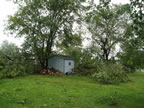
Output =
[
  {"x1": 56, "y1": 33, "x2": 83, "y2": 67},
  {"x1": 0, "y1": 41, "x2": 36, "y2": 78},
  {"x1": 117, "y1": 1, "x2": 144, "y2": 70},
  {"x1": 0, "y1": 41, "x2": 21, "y2": 78},
  {"x1": 118, "y1": 38, "x2": 144, "y2": 71},
  {"x1": 130, "y1": 0, "x2": 144, "y2": 39},
  {"x1": 0, "y1": 41, "x2": 19, "y2": 61},
  {"x1": 6, "y1": 0, "x2": 85, "y2": 69},
  {"x1": 86, "y1": 4, "x2": 130, "y2": 61}
]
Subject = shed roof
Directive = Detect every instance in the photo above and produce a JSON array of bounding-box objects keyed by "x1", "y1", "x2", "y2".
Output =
[{"x1": 48, "y1": 55, "x2": 74, "y2": 60}]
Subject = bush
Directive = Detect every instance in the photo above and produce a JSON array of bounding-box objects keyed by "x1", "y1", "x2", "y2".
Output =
[
  {"x1": 74, "y1": 64, "x2": 96, "y2": 76},
  {"x1": 0, "y1": 41, "x2": 36, "y2": 78},
  {"x1": 93, "y1": 63, "x2": 129, "y2": 84},
  {"x1": 0, "y1": 59, "x2": 35, "y2": 78}
]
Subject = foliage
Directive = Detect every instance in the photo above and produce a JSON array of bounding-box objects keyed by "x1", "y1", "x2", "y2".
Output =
[
  {"x1": 3, "y1": 0, "x2": 143, "y2": 82},
  {"x1": 57, "y1": 33, "x2": 83, "y2": 67},
  {"x1": 118, "y1": 39, "x2": 144, "y2": 71},
  {"x1": 74, "y1": 48, "x2": 99, "y2": 76},
  {"x1": 0, "y1": 41, "x2": 34, "y2": 78},
  {"x1": 86, "y1": 4, "x2": 130, "y2": 61},
  {"x1": 130, "y1": 0, "x2": 144, "y2": 39},
  {"x1": 92, "y1": 63, "x2": 129, "y2": 84},
  {"x1": 115, "y1": 2, "x2": 144, "y2": 71},
  {"x1": 6, "y1": 0, "x2": 85, "y2": 69}
]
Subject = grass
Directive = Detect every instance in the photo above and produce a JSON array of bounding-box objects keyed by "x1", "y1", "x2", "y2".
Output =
[{"x1": 0, "y1": 73, "x2": 144, "y2": 108}]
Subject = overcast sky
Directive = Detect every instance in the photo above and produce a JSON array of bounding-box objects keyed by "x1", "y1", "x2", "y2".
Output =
[{"x1": 0, "y1": 0, "x2": 130, "y2": 46}]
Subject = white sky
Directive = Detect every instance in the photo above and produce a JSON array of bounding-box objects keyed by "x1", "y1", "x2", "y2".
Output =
[{"x1": 0, "y1": 0, "x2": 130, "y2": 46}]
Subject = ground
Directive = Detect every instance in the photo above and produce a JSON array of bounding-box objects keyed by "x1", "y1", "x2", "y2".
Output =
[{"x1": 0, "y1": 72, "x2": 144, "y2": 108}]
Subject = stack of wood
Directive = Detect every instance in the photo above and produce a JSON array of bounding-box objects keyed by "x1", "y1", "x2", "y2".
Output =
[{"x1": 40, "y1": 68, "x2": 63, "y2": 75}]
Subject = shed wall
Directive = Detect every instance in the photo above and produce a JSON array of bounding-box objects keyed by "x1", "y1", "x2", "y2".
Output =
[
  {"x1": 48, "y1": 56, "x2": 64, "y2": 72},
  {"x1": 64, "y1": 60, "x2": 74, "y2": 73}
]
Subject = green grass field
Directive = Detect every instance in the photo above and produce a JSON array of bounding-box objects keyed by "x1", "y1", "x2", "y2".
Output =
[{"x1": 0, "y1": 72, "x2": 144, "y2": 108}]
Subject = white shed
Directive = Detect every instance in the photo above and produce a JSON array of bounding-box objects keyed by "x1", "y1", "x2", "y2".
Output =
[{"x1": 48, "y1": 55, "x2": 74, "y2": 74}]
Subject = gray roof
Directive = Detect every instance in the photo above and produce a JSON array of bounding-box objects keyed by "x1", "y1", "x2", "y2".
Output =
[{"x1": 48, "y1": 55, "x2": 74, "y2": 60}]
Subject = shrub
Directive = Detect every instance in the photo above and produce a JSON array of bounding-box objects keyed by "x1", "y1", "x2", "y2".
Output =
[
  {"x1": 0, "y1": 59, "x2": 35, "y2": 78},
  {"x1": 0, "y1": 41, "x2": 36, "y2": 78},
  {"x1": 74, "y1": 64, "x2": 96, "y2": 76},
  {"x1": 93, "y1": 63, "x2": 129, "y2": 84}
]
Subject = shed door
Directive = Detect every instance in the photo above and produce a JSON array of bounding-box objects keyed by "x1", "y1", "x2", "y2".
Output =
[{"x1": 64, "y1": 60, "x2": 74, "y2": 73}]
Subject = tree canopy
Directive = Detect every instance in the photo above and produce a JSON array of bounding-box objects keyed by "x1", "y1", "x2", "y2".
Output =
[
  {"x1": 7, "y1": 0, "x2": 85, "y2": 69},
  {"x1": 4, "y1": 0, "x2": 144, "y2": 76},
  {"x1": 86, "y1": 3, "x2": 130, "y2": 61}
]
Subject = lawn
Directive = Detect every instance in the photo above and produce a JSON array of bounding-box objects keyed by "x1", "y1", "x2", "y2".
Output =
[{"x1": 0, "y1": 72, "x2": 144, "y2": 108}]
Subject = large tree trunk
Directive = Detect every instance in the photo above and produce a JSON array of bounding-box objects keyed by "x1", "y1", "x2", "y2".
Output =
[
  {"x1": 102, "y1": 48, "x2": 109, "y2": 61},
  {"x1": 45, "y1": 29, "x2": 56, "y2": 69},
  {"x1": 45, "y1": 35, "x2": 53, "y2": 69}
]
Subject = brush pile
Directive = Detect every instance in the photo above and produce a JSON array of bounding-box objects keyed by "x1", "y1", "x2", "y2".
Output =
[{"x1": 40, "y1": 68, "x2": 63, "y2": 75}]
